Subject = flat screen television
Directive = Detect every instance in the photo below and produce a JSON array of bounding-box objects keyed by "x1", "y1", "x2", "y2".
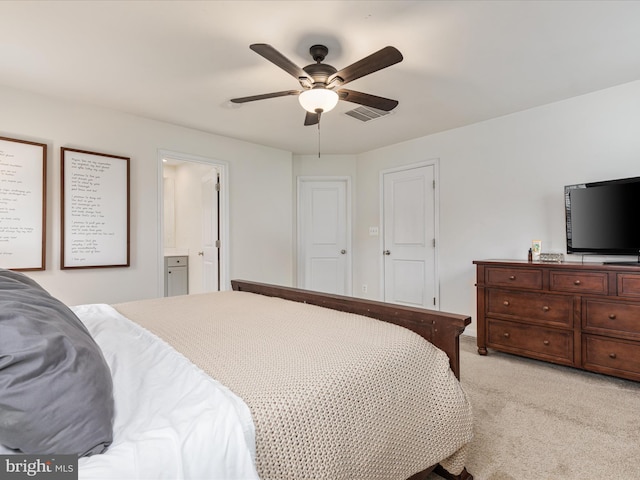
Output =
[{"x1": 565, "y1": 176, "x2": 640, "y2": 262}]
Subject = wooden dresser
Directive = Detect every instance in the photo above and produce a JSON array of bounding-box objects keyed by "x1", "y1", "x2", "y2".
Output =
[{"x1": 474, "y1": 259, "x2": 640, "y2": 382}]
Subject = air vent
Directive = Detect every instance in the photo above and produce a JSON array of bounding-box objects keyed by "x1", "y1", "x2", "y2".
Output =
[{"x1": 344, "y1": 106, "x2": 392, "y2": 122}]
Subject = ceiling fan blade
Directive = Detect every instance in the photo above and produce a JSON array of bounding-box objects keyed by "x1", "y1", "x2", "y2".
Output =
[
  {"x1": 304, "y1": 111, "x2": 319, "y2": 126},
  {"x1": 250, "y1": 44, "x2": 312, "y2": 83},
  {"x1": 329, "y1": 46, "x2": 403, "y2": 86},
  {"x1": 230, "y1": 90, "x2": 300, "y2": 104},
  {"x1": 337, "y1": 89, "x2": 399, "y2": 111}
]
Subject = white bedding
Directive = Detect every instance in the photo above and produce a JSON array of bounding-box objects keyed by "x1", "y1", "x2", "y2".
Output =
[
  {"x1": 113, "y1": 291, "x2": 473, "y2": 479},
  {"x1": 71, "y1": 304, "x2": 258, "y2": 480}
]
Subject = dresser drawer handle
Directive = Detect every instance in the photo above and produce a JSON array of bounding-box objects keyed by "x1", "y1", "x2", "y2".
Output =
[
  {"x1": 543, "y1": 340, "x2": 550, "y2": 346},
  {"x1": 573, "y1": 280, "x2": 581, "y2": 286},
  {"x1": 509, "y1": 275, "x2": 516, "y2": 281},
  {"x1": 503, "y1": 332, "x2": 510, "y2": 338},
  {"x1": 542, "y1": 306, "x2": 550, "y2": 312},
  {"x1": 503, "y1": 300, "x2": 510, "y2": 306},
  {"x1": 608, "y1": 314, "x2": 617, "y2": 320},
  {"x1": 609, "y1": 352, "x2": 617, "y2": 359}
]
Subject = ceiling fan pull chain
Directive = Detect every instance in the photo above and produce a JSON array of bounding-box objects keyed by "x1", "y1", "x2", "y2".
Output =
[{"x1": 316, "y1": 108, "x2": 322, "y2": 158}]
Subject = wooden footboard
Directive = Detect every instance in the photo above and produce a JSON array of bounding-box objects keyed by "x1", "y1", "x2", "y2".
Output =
[
  {"x1": 231, "y1": 280, "x2": 471, "y2": 380},
  {"x1": 409, "y1": 466, "x2": 473, "y2": 480}
]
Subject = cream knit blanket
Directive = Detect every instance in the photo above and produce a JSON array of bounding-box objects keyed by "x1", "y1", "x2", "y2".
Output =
[{"x1": 114, "y1": 291, "x2": 473, "y2": 480}]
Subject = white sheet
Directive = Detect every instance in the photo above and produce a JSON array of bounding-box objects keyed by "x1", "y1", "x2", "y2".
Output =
[{"x1": 61, "y1": 304, "x2": 258, "y2": 480}]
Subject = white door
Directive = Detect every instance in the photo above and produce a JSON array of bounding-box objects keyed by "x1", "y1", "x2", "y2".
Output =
[
  {"x1": 382, "y1": 164, "x2": 437, "y2": 308},
  {"x1": 201, "y1": 170, "x2": 219, "y2": 292},
  {"x1": 298, "y1": 178, "x2": 351, "y2": 295}
]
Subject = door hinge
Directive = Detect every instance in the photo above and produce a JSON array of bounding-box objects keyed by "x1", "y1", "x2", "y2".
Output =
[
  {"x1": 433, "y1": 297, "x2": 436, "y2": 306},
  {"x1": 433, "y1": 179, "x2": 436, "y2": 189},
  {"x1": 215, "y1": 182, "x2": 221, "y2": 192},
  {"x1": 432, "y1": 238, "x2": 436, "y2": 247},
  {"x1": 215, "y1": 240, "x2": 221, "y2": 248}
]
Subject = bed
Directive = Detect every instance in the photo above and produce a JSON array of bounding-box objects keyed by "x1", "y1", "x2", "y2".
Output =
[{"x1": 0, "y1": 270, "x2": 474, "y2": 480}]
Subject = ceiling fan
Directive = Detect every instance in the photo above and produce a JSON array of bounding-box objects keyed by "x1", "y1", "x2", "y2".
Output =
[{"x1": 230, "y1": 43, "x2": 403, "y2": 126}]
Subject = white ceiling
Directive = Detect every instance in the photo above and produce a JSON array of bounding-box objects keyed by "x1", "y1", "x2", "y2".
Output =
[{"x1": 2, "y1": 0, "x2": 640, "y2": 155}]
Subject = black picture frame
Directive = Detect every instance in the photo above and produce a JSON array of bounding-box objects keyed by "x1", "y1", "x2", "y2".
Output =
[
  {"x1": 61, "y1": 147, "x2": 130, "y2": 269},
  {"x1": 0, "y1": 136, "x2": 47, "y2": 271}
]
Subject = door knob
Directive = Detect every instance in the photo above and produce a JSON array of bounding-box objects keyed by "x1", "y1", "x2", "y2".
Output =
[
  {"x1": 383, "y1": 250, "x2": 391, "y2": 255},
  {"x1": 198, "y1": 251, "x2": 204, "y2": 256},
  {"x1": 340, "y1": 249, "x2": 347, "y2": 254}
]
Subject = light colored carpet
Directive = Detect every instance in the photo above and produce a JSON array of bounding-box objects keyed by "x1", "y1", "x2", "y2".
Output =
[{"x1": 428, "y1": 335, "x2": 640, "y2": 480}]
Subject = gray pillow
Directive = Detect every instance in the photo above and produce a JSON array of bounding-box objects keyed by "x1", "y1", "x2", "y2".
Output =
[{"x1": 0, "y1": 269, "x2": 114, "y2": 456}]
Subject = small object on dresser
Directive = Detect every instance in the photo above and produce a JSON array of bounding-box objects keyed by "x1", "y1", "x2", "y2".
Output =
[
  {"x1": 528, "y1": 248, "x2": 533, "y2": 262},
  {"x1": 539, "y1": 252, "x2": 564, "y2": 263},
  {"x1": 531, "y1": 240, "x2": 542, "y2": 260}
]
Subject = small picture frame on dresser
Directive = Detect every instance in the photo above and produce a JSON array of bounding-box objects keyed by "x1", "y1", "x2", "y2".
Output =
[{"x1": 532, "y1": 240, "x2": 542, "y2": 260}]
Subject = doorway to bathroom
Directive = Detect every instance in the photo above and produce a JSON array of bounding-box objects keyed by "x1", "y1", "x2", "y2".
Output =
[{"x1": 158, "y1": 150, "x2": 229, "y2": 295}]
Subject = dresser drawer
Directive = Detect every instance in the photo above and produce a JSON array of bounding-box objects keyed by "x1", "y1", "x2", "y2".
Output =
[
  {"x1": 487, "y1": 289, "x2": 573, "y2": 327},
  {"x1": 549, "y1": 270, "x2": 608, "y2": 294},
  {"x1": 583, "y1": 299, "x2": 640, "y2": 337},
  {"x1": 582, "y1": 335, "x2": 640, "y2": 380},
  {"x1": 618, "y1": 273, "x2": 640, "y2": 297},
  {"x1": 485, "y1": 267, "x2": 543, "y2": 290},
  {"x1": 487, "y1": 319, "x2": 573, "y2": 364}
]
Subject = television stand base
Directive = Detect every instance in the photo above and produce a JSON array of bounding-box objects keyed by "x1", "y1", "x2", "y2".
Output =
[{"x1": 603, "y1": 254, "x2": 640, "y2": 266}]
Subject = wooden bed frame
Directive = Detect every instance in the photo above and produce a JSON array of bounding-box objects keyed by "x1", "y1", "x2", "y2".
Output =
[{"x1": 231, "y1": 280, "x2": 474, "y2": 480}]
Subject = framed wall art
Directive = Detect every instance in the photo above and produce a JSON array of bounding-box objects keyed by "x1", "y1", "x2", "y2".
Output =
[
  {"x1": 61, "y1": 147, "x2": 130, "y2": 269},
  {"x1": 0, "y1": 136, "x2": 47, "y2": 271}
]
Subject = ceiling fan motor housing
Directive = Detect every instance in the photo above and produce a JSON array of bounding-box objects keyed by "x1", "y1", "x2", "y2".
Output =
[
  {"x1": 302, "y1": 45, "x2": 337, "y2": 87},
  {"x1": 303, "y1": 63, "x2": 337, "y2": 87}
]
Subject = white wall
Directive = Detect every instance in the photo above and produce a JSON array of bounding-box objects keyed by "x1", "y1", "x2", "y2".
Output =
[
  {"x1": 355, "y1": 80, "x2": 640, "y2": 335},
  {"x1": 6, "y1": 78, "x2": 640, "y2": 327},
  {"x1": 1, "y1": 85, "x2": 293, "y2": 305}
]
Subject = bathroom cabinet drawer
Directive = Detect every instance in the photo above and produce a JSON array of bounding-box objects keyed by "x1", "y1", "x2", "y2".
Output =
[{"x1": 166, "y1": 256, "x2": 188, "y2": 267}]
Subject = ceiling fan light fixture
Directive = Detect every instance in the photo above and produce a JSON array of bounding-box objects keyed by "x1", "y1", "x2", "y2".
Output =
[{"x1": 298, "y1": 88, "x2": 339, "y2": 113}]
